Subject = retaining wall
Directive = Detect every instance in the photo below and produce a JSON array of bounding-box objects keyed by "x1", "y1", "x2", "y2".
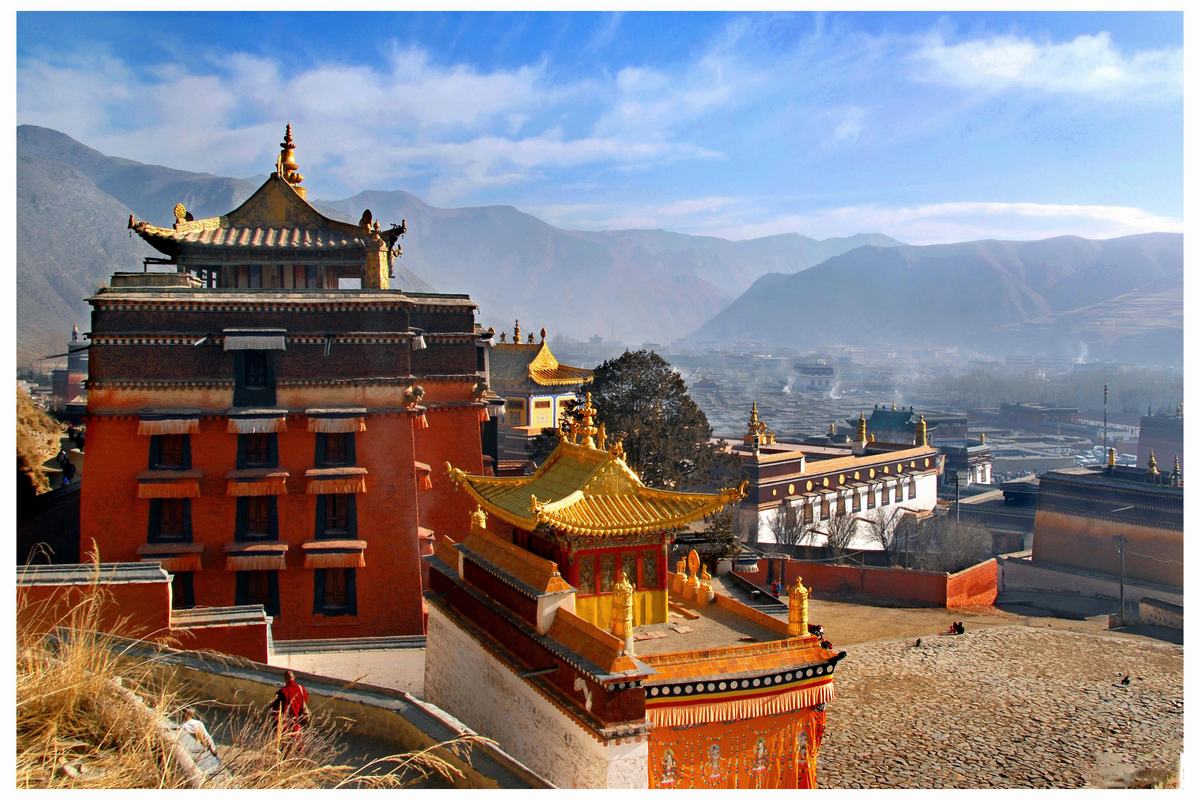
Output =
[{"x1": 745, "y1": 557, "x2": 997, "y2": 608}]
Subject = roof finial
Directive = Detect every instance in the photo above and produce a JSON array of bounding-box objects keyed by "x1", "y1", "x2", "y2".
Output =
[
  {"x1": 1147, "y1": 450, "x2": 1160, "y2": 477},
  {"x1": 915, "y1": 414, "x2": 928, "y2": 447},
  {"x1": 527, "y1": 332, "x2": 534, "y2": 344},
  {"x1": 513, "y1": 319, "x2": 521, "y2": 342},
  {"x1": 1107, "y1": 447, "x2": 1116, "y2": 470},
  {"x1": 540, "y1": 327, "x2": 547, "y2": 342},
  {"x1": 891, "y1": 401, "x2": 897, "y2": 411},
  {"x1": 578, "y1": 392, "x2": 599, "y2": 448},
  {"x1": 278, "y1": 123, "x2": 305, "y2": 197},
  {"x1": 856, "y1": 411, "x2": 868, "y2": 445},
  {"x1": 1170, "y1": 454, "x2": 1181, "y2": 486},
  {"x1": 71, "y1": 324, "x2": 80, "y2": 342}
]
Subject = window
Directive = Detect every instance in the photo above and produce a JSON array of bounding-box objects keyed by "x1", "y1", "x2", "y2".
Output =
[
  {"x1": 148, "y1": 499, "x2": 191, "y2": 543},
  {"x1": 316, "y1": 433, "x2": 355, "y2": 467},
  {"x1": 578, "y1": 554, "x2": 596, "y2": 594},
  {"x1": 237, "y1": 434, "x2": 277, "y2": 468},
  {"x1": 314, "y1": 569, "x2": 357, "y2": 616},
  {"x1": 236, "y1": 496, "x2": 278, "y2": 541},
  {"x1": 881, "y1": 485, "x2": 890, "y2": 506},
  {"x1": 534, "y1": 399, "x2": 552, "y2": 410},
  {"x1": 820, "y1": 497, "x2": 831, "y2": 521},
  {"x1": 803, "y1": 502, "x2": 814, "y2": 525},
  {"x1": 852, "y1": 491, "x2": 861, "y2": 512},
  {"x1": 641, "y1": 550, "x2": 659, "y2": 589},
  {"x1": 505, "y1": 399, "x2": 526, "y2": 427},
  {"x1": 172, "y1": 573, "x2": 195, "y2": 609},
  {"x1": 233, "y1": 351, "x2": 276, "y2": 406},
  {"x1": 895, "y1": 483, "x2": 903, "y2": 504},
  {"x1": 867, "y1": 488, "x2": 877, "y2": 509},
  {"x1": 247, "y1": 265, "x2": 262, "y2": 288},
  {"x1": 909, "y1": 478, "x2": 918, "y2": 500},
  {"x1": 316, "y1": 494, "x2": 356, "y2": 539},
  {"x1": 836, "y1": 494, "x2": 846, "y2": 516},
  {"x1": 149, "y1": 434, "x2": 190, "y2": 470},
  {"x1": 236, "y1": 571, "x2": 280, "y2": 617}
]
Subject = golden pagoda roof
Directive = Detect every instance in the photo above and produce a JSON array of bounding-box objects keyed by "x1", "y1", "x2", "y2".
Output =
[
  {"x1": 128, "y1": 125, "x2": 402, "y2": 258},
  {"x1": 490, "y1": 323, "x2": 593, "y2": 389},
  {"x1": 446, "y1": 401, "x2": 745, "y2": 536}
]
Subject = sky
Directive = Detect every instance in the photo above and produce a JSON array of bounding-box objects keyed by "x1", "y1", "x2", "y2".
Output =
[{"x1": 15, "y1": 10, "x2": 1184, "y2": 244}]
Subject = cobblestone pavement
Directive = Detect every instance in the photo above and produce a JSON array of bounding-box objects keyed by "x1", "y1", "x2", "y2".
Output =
[{"x1": 818, "y1": 626, "x2": 1183, "y2": 788}]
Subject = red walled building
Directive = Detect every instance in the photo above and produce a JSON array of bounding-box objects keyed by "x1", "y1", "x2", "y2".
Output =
[{"x1": 79, "y1": 126, "x2": 496, "y2": 641}]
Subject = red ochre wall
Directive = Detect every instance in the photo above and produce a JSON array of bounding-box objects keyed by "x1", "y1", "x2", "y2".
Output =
[
  {"x1": 415, "y1": 406, "x2": 486, "y2": 539},
  {"x1": 1032, "y1": 510, "x2": 1182, "y2": 588},
  {"x1": 174, "y1": 624, "x2": 270, "y2": 663},
  {"x1": 80, "y1": 411, "x2": 435, "y2": 640},
  {"x1": 750, "y1": 557, "x2": 997, "y2": 608},
  {"x1": 18, "y1": 580, "x2": 172, "y2": 640}
]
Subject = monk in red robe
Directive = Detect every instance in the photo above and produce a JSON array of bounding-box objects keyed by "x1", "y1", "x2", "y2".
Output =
[{"x1": 269, "y1": 670, "x2": 310, "y2": 739}]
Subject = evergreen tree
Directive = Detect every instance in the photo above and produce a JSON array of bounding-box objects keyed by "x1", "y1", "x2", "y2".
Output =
[{"x1": 529, "y1": 350, "x2": 739, "y2": 490}]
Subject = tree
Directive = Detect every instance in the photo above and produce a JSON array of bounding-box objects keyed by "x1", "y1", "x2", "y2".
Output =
[
  {"x1": 532, "y1": 350, "x2": 739, "y2": 490},
  {"x1": 821, "y1": 511, "x2": 859, "y2": 563},
  {"x1": 863, "y1": 507, "x2": 918, "y2": 567},
  {"x1": 767, "y1": 503, "x2": 805, "y2": 548},
  {"x1": 912, "y1": 517, "x2": 992, "y2": 573},
  {"x1": 702, "y1": 508, "x2": 741, "y2": 560}
]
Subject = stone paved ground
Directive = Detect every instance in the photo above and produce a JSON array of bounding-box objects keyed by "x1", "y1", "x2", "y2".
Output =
[{"x1": 818, "y1": 625, "x2": 1183, "y2": 788}]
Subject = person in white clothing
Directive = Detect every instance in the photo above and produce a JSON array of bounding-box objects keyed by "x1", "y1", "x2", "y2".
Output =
[{"x1": 179, "y1": 708, "x2": 218, "y2": 757}]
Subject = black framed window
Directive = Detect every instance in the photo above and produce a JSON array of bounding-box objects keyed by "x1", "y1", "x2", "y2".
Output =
[
  {"x1": 237, "y1": 433, "x2": 278, "y2": 468},
  {"x1": 315, "y1": 494, "x2": 356, "y2": 539},
  {"x1": 149, "y1": 434, "x2": 191, "y2": 470},
  {"x1": 852, "y1": 491, "x2": 861, "y2": 512},
  {"x1": 236, "y1": 496, "x2": 278, "y2": 541},
  {"x1": 314, "y1": 568, "x2": 357, "y2": 616},
  {"x1": 236, "y1": 571, "x2": 280, "y2": 617},
  {"x1": 836, "y1": 494, "x2": 846, "y2": 516},
  {"x1": 803, "y1": 503, "x2": 814, "y2": 525},
  {"x1": 867, "y1": 489, "x2": 877, "y2": 509},
  {"x1": 820, "y1": 497, "x2": 831, "y2": 520},
  {"x1": 148, "y1": 499, "x2": 192, "y2": 543},
  {"x1": 881, "y1": 486, "x2": 890, "y2": 506},
  {"x1": 233, "y1": 351, "x2": 276, "y2": 406},
  {"x1": 315, "y1": 432, "x2": 355, "y2": 467},
  {"x1": 171, "y1": 573, "x2": 195, "y2": 609}
]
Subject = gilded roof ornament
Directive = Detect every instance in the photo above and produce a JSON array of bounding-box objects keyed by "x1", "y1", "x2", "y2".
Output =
[
  {"x1": 578, "y1": 392, "x2": 599, "y2": 448},
  {"x1": 856, "y1": 412, "x2": 868, "y2": 444},
  {"x1": 527, "y1": 333, "x2": 535, "y2": 344},
  {"x1": 1147, "y1": 450, "x2": 1160, "y2": 477},
  {"x1": 513, "y1": 319, "x2": 521, "y2": 342},
  {"x1": 277, "y1": 123, "x2": 305, "y2": 197},
  {"x1": 499, "y1": 332, "x2": 507, "y2": 342},
  {"x1": 540, "y1": 327, "x2": 547, "y2": 342},
  {"x1": 915, "y1": 415, "x2": 928, "y2": 447},
  {"x1": 1107, "y1": 447, "x2": 1117, "y2": 470},
  {"x1": 470, "y1": 504, "x2": 488, "y2": 532}
]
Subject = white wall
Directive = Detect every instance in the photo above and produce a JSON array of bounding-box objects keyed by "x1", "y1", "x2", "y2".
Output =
[
  {"x1": 424, "y1": 604, "x2": 648, "y2": 789},
  {"x1": 268, "y1": 647, "x2": 426, "y2": 697},
  {"x1": 751, "y1": 472, "x2": 939, "y2": 551}
]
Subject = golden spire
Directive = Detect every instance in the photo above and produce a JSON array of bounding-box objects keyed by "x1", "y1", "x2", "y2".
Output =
[
  {"x1": 788, "y1": 576, "x2": 810, "y2": 637},
  {"x1": 278, "y1": 123, "x2": 305, "y2": 198},
  {"x1": 1171, "y1": 454, "x2": 1181, "y2": 485},
  {"x1": 1107, "y1": 447, "x2": 1117, "y2": 469},
  {"x1": 915, "y1": 414, "x2": 928, "y2": 447},
  {"x1": 891, "y1": 402, "x2": 897, "y2": 411},
  {"x1": 980, "y1": 432, "x2": 987, "y2": 445},
  {"x1": 578, "y1": 392, "x2": 599, "y2": 448},
  {"x1": 856, "y1": 411, "x2": 868, "y2": 444},
  {"x1": 829, "y1": 422, "x2": 837, "y2": 436},
  {"x1": 513, "y1": 319, "x2": 521, "y2": 342},
  {"x1": 1147, "y1": 450, "x2": 1160, "y2": 476}
]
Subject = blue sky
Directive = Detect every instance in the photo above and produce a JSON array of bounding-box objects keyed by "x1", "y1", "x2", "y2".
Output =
[{"x1": 16, "y1": 11, "x2": 1183, "y2": 243}]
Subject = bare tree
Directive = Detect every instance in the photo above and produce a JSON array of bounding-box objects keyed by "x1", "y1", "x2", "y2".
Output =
[
  {"x1": 912, "y1": 517, "x2": 992, "y2": 573},
  {"x1": 821, "y1": 510, "x2": 859, "y2": 563},
  {"x1": 767, "y1": 502, "x2": 805, "y2": 548},
  {"x1": 863, "y1": 507, "x2": 921, "y2": 567}
]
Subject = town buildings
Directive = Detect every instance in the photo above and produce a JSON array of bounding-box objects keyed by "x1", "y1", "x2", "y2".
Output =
[
  {"x1": 727, "y1": 404, "x2": 943, "y2": 548},
  {"x1": 427, "y1": 396, "x2": 842, "y2": 788},
  {"x1": 79, "y1": 126, "x2": 491, "y2": 640},
  {"x1": 1032, "y1": 453, "x2": 1182, "y2": 590},
  {"x1": 1137, "y1": 405, "x2": 1183, "y2": 472}
]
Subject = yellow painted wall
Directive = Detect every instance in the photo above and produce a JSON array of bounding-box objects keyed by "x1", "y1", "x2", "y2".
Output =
[
  {"x1": 529, "y1": 397, "x2": 555, "y2": 429},
  {"x1": 575, "y1": 589, "x2": 667, "y2": 630}
]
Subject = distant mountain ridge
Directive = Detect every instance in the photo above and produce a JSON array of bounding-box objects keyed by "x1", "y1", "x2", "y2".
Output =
[
  {"x1": 16, "y1": 124, "x2": 902, "y2": 364},
  {"x1": 693, "y1": 233, "x2": 1183, "y2": 364}
]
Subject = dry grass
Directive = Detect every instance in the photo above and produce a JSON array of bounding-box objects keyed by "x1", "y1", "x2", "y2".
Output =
[{"x1": 17, "y1": 556, "x2": 485, "y2": 788}]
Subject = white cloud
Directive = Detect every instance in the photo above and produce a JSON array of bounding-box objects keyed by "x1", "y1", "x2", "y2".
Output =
[
  {"x1": 912, "y1": 31, "x2": 1182, "y2": 99},
  {"x1": 703, "y1": 201, "x2": 1183, "y2": 244}
]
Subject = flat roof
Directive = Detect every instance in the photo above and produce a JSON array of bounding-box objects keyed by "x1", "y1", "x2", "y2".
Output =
[{"x1": 632, "y1": 600, "x2": 786, "y2": 656}]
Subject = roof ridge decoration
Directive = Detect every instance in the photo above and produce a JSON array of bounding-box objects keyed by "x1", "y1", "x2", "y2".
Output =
[{"x1": 446, "y1": 396, "x2": 747, "y2": 536}]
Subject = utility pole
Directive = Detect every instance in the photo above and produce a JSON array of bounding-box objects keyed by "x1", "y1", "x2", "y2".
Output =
[
  {"x1": 1115, "y1": 533, "x2": 1126, "y2": 626},
  {"x1": 953, "y1": 472, "x2": 961, "y2": 525},
  {"x1": 1103, "y1": 382, "x2": 1108, "y2": 459}
]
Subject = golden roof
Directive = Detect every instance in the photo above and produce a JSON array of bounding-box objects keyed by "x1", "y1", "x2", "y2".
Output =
[
  {"x1": 490, "y1": 325, "x2": 593, "y2": 388},
  {"x1": 446, "y1": 398, "x2": 746, "y2": 536}
]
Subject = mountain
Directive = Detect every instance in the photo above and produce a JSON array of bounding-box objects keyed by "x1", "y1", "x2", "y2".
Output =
[
  {"x1": 16, "y1": 125, "x2": 902, "y2": 364},
  {"x1": 693, "y1": 233, "x2": 1183, "y2": 363}
]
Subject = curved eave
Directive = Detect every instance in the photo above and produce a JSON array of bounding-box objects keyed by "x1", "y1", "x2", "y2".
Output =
[{"x1": 130, "y1": 222, "x2": 184, "y2": 257}]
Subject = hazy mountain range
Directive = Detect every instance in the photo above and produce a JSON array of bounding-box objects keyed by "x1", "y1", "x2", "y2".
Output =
[
  {"x1": 695, "y1": 233, "x2": 1183, "y2": 364},
  {"x1": 15, "y1": 125, "x2": 899, "y2": 364},
  {"x1": 16, "y1": 124, "x2": 1182, "y2": 368}
]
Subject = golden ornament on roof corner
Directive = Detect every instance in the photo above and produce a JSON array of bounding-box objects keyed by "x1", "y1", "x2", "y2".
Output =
[
  {"x1": 278, "y1": 124, "x2": 305, "y2": 195},
  {"x1": 1107, "y1": 447, "x2": 1117, "y2": 469},
  {"x1": 1147, "y1": 450, "x2": 1160, "y2": 476},
  {"x1": 856, "y1": 412, "x2": 868, "y2": 444},
  {"x1": 915, "y1": 415, "x2": 928, "y2": 447}
]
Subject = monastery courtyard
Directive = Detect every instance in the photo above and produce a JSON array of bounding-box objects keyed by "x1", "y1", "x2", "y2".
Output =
[{"x1": 802, "y1": 597, "x2": 1183, "y2": 789}]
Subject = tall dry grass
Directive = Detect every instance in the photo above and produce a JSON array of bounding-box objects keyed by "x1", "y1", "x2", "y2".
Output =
[{"x1": 17, "y1": 557, "x2": 484, "y2": 788}]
